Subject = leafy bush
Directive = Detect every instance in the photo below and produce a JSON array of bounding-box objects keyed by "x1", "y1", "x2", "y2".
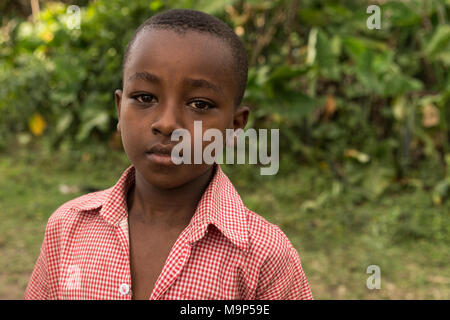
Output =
[{"x1": 0, "y1": 0, "x2": 449, "y2": 203}]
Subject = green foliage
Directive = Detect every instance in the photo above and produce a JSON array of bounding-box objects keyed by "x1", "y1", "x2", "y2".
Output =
[{"x1": 0, "y1": 0, "x2": 449, "y2": 205}]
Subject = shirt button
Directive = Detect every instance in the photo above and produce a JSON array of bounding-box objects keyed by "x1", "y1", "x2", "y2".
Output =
[{"x1": 119, "y1": 283, "x2": 130, "y2": 295}]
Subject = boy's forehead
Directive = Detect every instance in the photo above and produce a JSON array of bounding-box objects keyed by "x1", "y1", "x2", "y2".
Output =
[{"x1": 124, "y1": 29, "x2": 236, "y2": 92}]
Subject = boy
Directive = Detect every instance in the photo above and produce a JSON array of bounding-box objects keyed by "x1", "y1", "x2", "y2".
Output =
[{"x1": 25, "y1": 9, "x2": 312, "y2": 300}]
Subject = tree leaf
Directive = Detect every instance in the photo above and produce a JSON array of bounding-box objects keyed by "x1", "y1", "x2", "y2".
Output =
[{"x1": 425, "y1": 25, "x2": 450, "y2": 58}]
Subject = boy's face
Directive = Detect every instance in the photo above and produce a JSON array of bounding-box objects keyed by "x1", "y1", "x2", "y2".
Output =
[{"x1": 115, "y1": 29, "x2": 248, "y2": 189}]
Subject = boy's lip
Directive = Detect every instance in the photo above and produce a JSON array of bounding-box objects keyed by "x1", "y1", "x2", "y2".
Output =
[
  {"x1": 146, "y1": 144, "x2": 174, "y2": 156},
  {"x1": 145, "y1": 143, "x2": 183, "y2": 166}
]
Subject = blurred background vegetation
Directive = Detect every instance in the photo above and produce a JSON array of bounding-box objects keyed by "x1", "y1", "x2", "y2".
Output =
[{"x1": 0, "y1": 0, "x2": 449, "y2": 299}]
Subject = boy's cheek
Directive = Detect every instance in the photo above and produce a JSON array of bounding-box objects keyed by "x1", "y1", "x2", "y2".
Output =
[{"x1": 120, "y1": 129, "x2": 145, "y2": 159}]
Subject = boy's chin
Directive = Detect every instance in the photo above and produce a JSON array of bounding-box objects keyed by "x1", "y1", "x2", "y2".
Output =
[
  {"x1": 147, "y1": 175, "x2": 190, "y2": 190},
  {"x1": 139, "y1": 163, "x2": 214, "y2": 190}
]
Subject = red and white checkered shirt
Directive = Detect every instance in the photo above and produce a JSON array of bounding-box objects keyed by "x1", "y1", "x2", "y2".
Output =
[{"x1": 25, "y1": 164, "x2": 312, "y2": 300}]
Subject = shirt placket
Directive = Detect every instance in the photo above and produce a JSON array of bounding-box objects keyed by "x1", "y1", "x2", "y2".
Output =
[
  {"x1": 149, "y1": 228, "x2": 192, "y2": 300},
  {"x1": 115, "y1": 217, "x2": 133, "y2": 300}
]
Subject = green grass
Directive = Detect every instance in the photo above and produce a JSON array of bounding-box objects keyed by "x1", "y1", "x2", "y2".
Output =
[{"x1": 0, "y1": 146, "x2": 449, "y2": 299}]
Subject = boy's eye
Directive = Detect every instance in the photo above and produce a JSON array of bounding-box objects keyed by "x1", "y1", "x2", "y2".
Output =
[
  {"x1": 188, "y1": 100, "x2": 214, "y2": 110},
  {"x1": 134, "y1": 94, "x2": 156, "y2": 104}
]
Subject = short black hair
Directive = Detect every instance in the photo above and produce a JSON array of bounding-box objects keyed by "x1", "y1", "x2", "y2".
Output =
[{"x1": 122, "y1": 9, "x2": 248, "y2": 106}]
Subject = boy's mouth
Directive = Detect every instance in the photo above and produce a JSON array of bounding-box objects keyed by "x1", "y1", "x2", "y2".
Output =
[
  {"x1": 147, "y1": 144, "x2": 174, "y2": 156},
  {"x1": 145, "y1": 144, "x2": 183, "y2": 166}
]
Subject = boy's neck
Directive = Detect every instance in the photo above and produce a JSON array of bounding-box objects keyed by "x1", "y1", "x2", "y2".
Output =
[{"x1": 126, "y1": 165, "x2": 216, "y2": 229}]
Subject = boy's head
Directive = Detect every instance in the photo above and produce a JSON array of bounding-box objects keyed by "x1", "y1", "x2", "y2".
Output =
[
  {"x1": 115, "y1": 9, "x2": 250, "y2": 189},
  {"x1": 122, "y1": 9, "x2": 248, "y2": 107}
]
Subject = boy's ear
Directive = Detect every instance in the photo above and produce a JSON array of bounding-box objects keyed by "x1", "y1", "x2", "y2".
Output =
[
  {"x1": 233, "y1": 105, "x2": 250, "y2": 131},
  {"x1": 114, "y1": 89, "x2": 123, "y2": 132}
]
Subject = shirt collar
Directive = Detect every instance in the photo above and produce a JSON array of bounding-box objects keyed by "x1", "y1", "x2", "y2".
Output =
[
  {"x1": 187, "y1": 164, "x2": 249, "y2": 252},
  {"x1": 78, "y1": 164, "x2": 249, "y2": 252}
]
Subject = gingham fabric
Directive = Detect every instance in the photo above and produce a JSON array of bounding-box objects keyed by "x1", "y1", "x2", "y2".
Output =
[{"x1": 24, "y1": 164, "x2": 313, "y2": 300}]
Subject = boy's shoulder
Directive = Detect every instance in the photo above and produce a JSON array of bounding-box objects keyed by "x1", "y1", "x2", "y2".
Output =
[
  {"x1": 46, "y1": 187, "x2": 112, "y2": 226},
  {"x1": 244, "y1": 207, "x2": 296, "y2": 259}
]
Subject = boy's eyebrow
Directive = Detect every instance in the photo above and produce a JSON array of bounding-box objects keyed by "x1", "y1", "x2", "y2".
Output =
[
  {"x1": 127, "y1": 72, "x2": 161, "y2": 84},
  {"x1": 183, "y1": 78, "x2": 223, "y2": 96},
  {"x1": 127, "y1": 71, "x2": 223, "y2": 96}
]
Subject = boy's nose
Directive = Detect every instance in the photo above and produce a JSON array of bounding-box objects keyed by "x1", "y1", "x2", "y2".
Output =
[{"x1": 151, "y1": 102, "x2": 181, "y2": 137}]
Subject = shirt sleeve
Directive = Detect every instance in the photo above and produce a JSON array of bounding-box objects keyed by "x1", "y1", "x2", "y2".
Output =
[
  {"x1": 24, "y1": 233, "x2": 49, "y2": 300},
  {"x1": 255, "y1": 244, "x2": 313, "y2": 300}
]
